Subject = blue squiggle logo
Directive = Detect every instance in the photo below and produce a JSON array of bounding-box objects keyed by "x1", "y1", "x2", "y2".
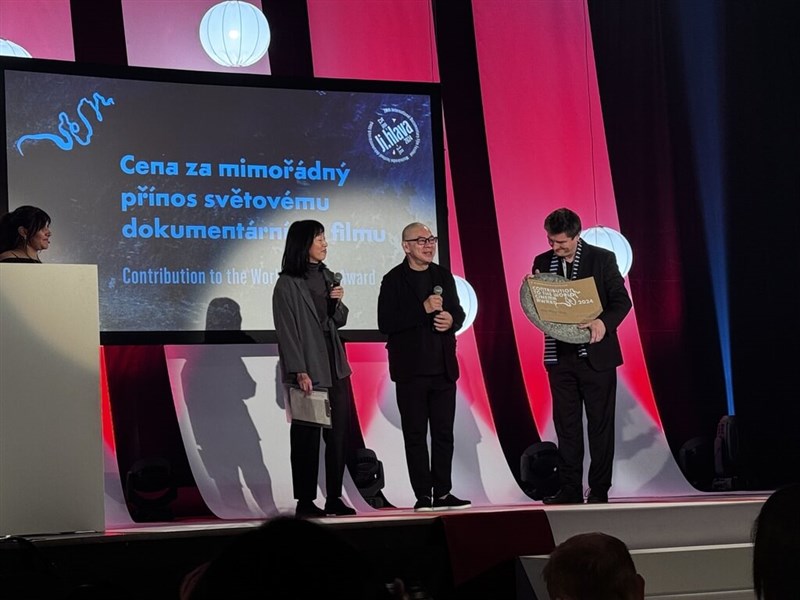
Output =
[{"x1": 15, "y1": 92, "x2": 115, "y2": 156}]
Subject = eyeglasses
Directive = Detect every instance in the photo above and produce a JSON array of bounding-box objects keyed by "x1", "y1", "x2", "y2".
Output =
[{"x1": 404, "y1": 236, "x2": 438, "y2": 246}]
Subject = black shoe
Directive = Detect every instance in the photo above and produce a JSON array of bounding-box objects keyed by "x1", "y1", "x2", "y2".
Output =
[
  {"x1": 414, "y1": 496, "x2": 433, "y2": 512},
  {"x1": 542, "y1": 488, "x2": 584, "y2": 505},
  {"x1": 295, "y1": 500, "x2": 325, "y2": 519},
  {"x1": 587, "y1": 490, "x2": 609, "y2": 504},
  {"x1": 432, "y1": 494, "x2": 471, "y2": 511},
  {"x1": 324, "y1": 497, "x2": 356, "y2": 516}
]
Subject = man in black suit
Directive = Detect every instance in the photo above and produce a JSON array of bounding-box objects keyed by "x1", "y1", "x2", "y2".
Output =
[
  {"x1": 378, "y1": 222, "x2": 471, "y2": 512},
  {"x1": 531, "y1": 208, "x2": 632, "y2": 504}
]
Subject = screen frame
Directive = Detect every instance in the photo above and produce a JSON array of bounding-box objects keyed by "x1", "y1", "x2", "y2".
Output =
[{"x1": 1, "y1": 56, "x2": 449, "y2": 345}]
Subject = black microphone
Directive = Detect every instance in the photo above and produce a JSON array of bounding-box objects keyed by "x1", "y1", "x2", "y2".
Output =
[
  {"x1": 432, "y1": 285, "x2": 443, "y2": 331},
  {"x1": 327, "y1": 272, "x2": 343, "y2": 314}
]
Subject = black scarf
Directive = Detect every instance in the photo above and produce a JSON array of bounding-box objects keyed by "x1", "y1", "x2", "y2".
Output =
[{"x1": 543, "y1": 239, "x2": 587, "y2": 364}]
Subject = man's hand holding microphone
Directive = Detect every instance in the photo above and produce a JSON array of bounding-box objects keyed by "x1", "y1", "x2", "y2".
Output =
[{"x1": 424, "y1": 285, "x2": 454, "y2": 332}]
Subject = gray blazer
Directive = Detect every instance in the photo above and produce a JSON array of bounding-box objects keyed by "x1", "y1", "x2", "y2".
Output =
[{"x1": 272, "y1": 271, "x2": 352, "y2": 388}]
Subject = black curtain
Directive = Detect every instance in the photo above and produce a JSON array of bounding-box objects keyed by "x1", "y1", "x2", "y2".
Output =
[
  {"x1": 724, "y1": 1, "x2": 800, "y2": 487},
  {"x1": 433, "y1": 0, "x2": 541, "y2": 483},
  {"x1": 589, "y1": 0, "x2": 800, "y2": 488}
]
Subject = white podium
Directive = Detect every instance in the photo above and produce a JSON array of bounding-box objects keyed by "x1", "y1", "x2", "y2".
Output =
[{"x1": 0, "y1": 264, "x2": 104, "y2": 535}]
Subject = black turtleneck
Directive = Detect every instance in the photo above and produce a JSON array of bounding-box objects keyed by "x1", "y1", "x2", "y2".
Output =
[{"x1": 306, "y1": 262, "x2": 330, "y2": 330}]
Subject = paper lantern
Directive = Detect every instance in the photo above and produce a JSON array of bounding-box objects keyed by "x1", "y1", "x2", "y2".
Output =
[
  {"x1": 199, "y1": 1, "x2": 270, "y2": 67},
  {"x1": 0, "y1": 39, "x2": 32, "y2": 58},
  {"x1": 582, "y1": 226, "x2": 633, "y2": 277},
  {"x1": 454, "y1": 275, "x2": 478, "y2": 336}
]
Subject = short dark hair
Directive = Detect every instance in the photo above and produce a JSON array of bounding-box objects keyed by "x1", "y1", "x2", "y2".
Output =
[
  {"x1": 544, "y1": 208, "x2": 581, "y2": 239},
  {"x1": 280, "y1": 220, "x2": 325, "y2": 277},
  {"x1": 0, "y1": 205, "x2": 51, "y2": 253},
  {"x1": 752, "y1": 483, "x2": 800, "y2": 600},
  {"x1": 543, "y1": 532, "x2": 639, "y2": 600}
]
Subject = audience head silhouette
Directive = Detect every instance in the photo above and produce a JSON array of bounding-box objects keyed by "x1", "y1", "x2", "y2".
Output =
[
  {"x1": 543, "y1": 532, "x2": 644, "y2": 600},
  {"x1": 752, "y1": 483, "x2": 800, "y2": 600},
  {"x1": 182, "y1": 516, "x2": 391, "y2": 599}
]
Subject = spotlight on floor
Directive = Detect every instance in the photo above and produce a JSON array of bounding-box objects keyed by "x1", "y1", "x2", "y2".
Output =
[
  {"x1": 125, "y1": 457, "x2": 177, "y2": 522},
  {"x1": 353, "y1": 448, "x2": 388, "y2": 509},
  {"x1": 678, "y1": 436, "x2": 714, "y2": 490},
  {"x1": 520, "y1": 441, "x2": 560, "y2": 500}
]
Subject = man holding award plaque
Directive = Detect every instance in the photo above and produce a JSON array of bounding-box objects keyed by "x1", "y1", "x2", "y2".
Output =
[{"x1": 529, "y1": 208, "x2": 632, "y2": 505}]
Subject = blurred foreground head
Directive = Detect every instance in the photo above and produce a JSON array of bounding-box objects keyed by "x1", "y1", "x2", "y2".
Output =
[
  {"x1": 752, "y1": 483, "x2": 800, "y2": 600},
  {"x1": 543, "y1": 532, "x2": 644, "y2": 600},
  {"x1": 182, "y1": 516, "x2": 391, "y2": 599}
]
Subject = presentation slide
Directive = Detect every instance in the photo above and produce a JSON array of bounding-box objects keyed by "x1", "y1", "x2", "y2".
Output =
[{"x1": 2, "y1": 60, "x2": 445, "y2": 341}]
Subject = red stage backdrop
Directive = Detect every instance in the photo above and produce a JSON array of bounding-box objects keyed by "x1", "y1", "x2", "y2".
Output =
[{"x1": 307, "y1": 0, "x2": 694, "y2": 498}]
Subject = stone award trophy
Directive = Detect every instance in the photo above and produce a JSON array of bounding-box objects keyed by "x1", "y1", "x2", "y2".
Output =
[{"x1": 519, "y1": 273, "x2": 594, "y2": 344}]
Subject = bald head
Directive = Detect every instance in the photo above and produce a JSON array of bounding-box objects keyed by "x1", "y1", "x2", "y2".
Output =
[{"x1": 401, "y1": 222, "x2": 436, "y2": 271}]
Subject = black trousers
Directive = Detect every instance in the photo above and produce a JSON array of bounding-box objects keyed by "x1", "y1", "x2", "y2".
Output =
[
  {"x1": 290, "y1": 335, "x2": 352, "y2": 501},
  {"x1": 547, "y1": 352, "x2": 617, "y2": 494},
  {"x1": 396, "y1": 374, "x2": 456, "y2": 499}
]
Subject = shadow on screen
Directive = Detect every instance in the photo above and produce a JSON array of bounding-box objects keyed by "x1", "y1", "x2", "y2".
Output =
[
  {"x1": 180, "y1": 298, "x2": 277, "y2": 516},
  {"x1": 606, "y1": 381, "x2": 696, "y2": 496}
]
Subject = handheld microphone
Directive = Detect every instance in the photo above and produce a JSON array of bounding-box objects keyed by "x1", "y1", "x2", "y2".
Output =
[
  {"x1": 328, "y1": 272, "x2": 343, "y2": 312},
  {"x1": 432, "y1": 285, "x2": 443, "y2": 331}
]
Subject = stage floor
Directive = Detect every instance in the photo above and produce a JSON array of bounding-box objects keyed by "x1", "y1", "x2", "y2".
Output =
[{"x1": 1, "y1": 493, "x2": 766, "y2": 600}]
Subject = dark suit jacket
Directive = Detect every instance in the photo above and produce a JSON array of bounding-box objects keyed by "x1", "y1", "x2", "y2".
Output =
[
  {"x1": 532, "y1": 241, "x2": 632, "y2": 371},
  {"x1": 377, "y1": 259, "x2": 465, "y2": 383}
]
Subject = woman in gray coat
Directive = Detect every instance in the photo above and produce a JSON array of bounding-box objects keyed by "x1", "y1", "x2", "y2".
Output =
[{"x1": 272, "y1": 220, "x2": 356, "y2": 518}]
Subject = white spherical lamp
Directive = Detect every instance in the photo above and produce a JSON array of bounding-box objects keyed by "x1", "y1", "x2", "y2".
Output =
[
  {"x1": 0, "y1": 39, "x2": 32, "y2": 58},
  {"x1": 582, "y1": 226, "x2": 633, "y2": 277},
  {"x1": 454, "y1": 275, "x2": 479, "y2": 336},
  {"x1": 199, "y1": 1, "x2": 270, "y2": 67}
]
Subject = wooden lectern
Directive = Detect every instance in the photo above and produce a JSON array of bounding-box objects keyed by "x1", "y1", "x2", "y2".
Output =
[{"x1": 0, "y1": 264, "x2": 104, "y2": 535}]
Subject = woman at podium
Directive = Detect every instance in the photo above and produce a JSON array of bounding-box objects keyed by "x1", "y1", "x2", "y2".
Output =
[{"x1": 0, "y1": 205, "x2": 52, "y2": 263}]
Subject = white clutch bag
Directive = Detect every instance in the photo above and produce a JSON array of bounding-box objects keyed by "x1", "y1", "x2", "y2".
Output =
[{"x1": 288, "y1": 387, "x2": 332, "y2": 428}]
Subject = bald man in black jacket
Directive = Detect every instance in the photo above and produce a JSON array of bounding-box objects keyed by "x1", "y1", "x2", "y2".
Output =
[{"x1": 378, "y1": 222, "x2": 471, "y2": 512}]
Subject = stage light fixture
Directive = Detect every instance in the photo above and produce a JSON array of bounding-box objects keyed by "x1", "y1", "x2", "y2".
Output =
[
  {"x1": 353, "y1": 448, "x2": 387, "y2": 508},
  {"x1": 520, "y1": 441, "x2": 560, "y2": 500},
  {"x1": 125, "y1": 457, "x2": 178, "y2": 522},
  {"x1": 678, "y1": 436, "x2": 714, "y2": 490},
  {"x1": 199, "y1": 1, "x2": 271, "y2": 67}
]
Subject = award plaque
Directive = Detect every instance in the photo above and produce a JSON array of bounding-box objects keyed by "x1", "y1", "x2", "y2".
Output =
[{"x1": 519, "y1": 273, "x2": 592, "y2": 344}]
